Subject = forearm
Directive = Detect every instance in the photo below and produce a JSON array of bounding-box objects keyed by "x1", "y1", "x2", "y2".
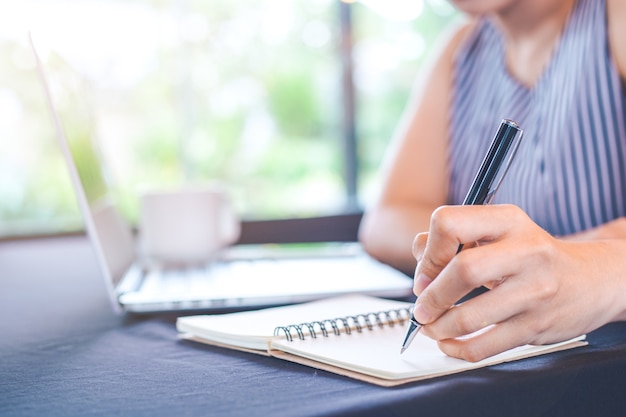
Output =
[
  {"x1": 562, "y1": 217, "x2": 626, "y2": 241},
  {"x1": 562, "y1": 217, "x2": 626, "y2": 323},
  {"x1": 571, "y1": 238, "x2": 626, "y2": 323},
  {"x1": 359, "y1": 204, "x2": 433, "y2": 275}
]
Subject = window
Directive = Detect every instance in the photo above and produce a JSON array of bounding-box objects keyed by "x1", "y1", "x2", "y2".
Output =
[{"x1": 0, "y1": 0, "x2": 456, "y2": 238}]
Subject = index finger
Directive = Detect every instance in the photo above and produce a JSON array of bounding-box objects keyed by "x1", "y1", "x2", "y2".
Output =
[
  {"x1": 416, "y1": 205, "x2": 469, "y2": 282},
  {"x1": 413, "y1": 205, "x2": 519, "y2": 324}
]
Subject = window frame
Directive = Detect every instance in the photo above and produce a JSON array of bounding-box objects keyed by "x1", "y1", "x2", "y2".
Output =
[{"x1": 1, "y1": 2, "x2": 365, "y2": 243}]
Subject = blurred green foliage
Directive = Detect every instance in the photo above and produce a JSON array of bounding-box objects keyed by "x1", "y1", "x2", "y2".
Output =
[{"x1": 0, "y1": 0, "x2": 456, "y2": 237}]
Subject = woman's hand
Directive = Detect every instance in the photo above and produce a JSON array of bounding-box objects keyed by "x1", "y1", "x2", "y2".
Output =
[{"x1": 411, "y1": 204, "x2": 626, "y2": 362}]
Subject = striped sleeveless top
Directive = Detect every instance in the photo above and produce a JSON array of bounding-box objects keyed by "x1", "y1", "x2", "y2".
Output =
[{"x1": 448, "y1": 0, "x2": 626, "y2": 236}]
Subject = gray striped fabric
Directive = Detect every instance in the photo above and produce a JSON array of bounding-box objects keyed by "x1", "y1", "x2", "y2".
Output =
[{"x1": 448, "y1": 0, "x2": 626, "y2": 236}]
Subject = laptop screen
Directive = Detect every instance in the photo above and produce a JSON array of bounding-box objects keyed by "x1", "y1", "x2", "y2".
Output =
[
  {"x1": 31, "y1": 34, "x2": 414, "y2": 314},
  {"x1": 32, "y1": 35, "x2": 136, "y2": 289}
]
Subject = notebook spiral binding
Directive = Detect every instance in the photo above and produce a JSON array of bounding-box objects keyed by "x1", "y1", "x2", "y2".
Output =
[{"x1": 273, "y1": 306, "x2": 412, "y2": 342}]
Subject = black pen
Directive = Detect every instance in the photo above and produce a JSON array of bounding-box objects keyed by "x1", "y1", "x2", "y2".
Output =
[{"x1": 400, "y1": 119, "x2": 524, "y2": 354}]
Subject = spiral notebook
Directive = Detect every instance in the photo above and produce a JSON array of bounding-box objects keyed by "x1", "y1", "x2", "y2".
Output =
[{"x1": 176, "y1": 295, "x2": 587, "y2": 386}]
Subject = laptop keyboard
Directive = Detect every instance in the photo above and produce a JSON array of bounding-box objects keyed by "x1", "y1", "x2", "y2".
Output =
[
  {"x1": 139, "y1": 256, "x2": 407, "y2": 299},
  {"x1": 141, "y1": 258, "x2": 316, "y2": 297}
]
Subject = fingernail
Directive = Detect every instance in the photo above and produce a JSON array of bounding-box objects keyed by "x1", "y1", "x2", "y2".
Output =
[
  {"x1": 413, "y1": 302, "x2": 431, "y2": 324},
  {"x1": 414, "y1": 273, "x2": 433, "y2": 295}
]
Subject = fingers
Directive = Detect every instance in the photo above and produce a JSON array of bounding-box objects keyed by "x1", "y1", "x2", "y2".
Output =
[
  {"x1": 421, "y1": 272, "x2": 537, "y2": 341},
  {"x1": 435, "y1": 318, "x2": 529, "y2": 362},
  {"x1": 407, "y1": 203, "x2": 604, "y2": 361},
  {"x1": 412, "y1": 233, "x2": 431, "y2": 295},
  {"x1": 411, "y1": 232, "x2": 428, "y2": 262},
  {"x1": 413, "y1": 204, "x2": 530, "y2": 324},
  {"x1": 416, "y1": 205, "x2": 469, "y2": 282},
  {"x1": 413, "y1": 241, "x2": 516, "y2": 325},
  {"x1": 426, "y1": 276, "x2": 540, "y2": 362},
  {"x1": 417, "y1": 204, "x2": 525, "y2": 280}
]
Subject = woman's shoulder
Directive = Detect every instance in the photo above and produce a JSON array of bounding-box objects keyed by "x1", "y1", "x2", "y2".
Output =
[
  {"x1": 427, "y1": 17, "x2": 482, "y2": 74},
  {"x1": 607, "y1": 0, "x2": 626, "y2": 79}
]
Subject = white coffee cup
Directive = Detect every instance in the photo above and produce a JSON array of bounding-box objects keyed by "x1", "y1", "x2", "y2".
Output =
[{"x1": 138, "y1": 184, "x2": 240, "y2": 265}]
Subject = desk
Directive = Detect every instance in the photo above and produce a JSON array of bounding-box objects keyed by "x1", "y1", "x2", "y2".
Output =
[{"x1": 2, "y1": 235, "x2": 626, "y2": 417}]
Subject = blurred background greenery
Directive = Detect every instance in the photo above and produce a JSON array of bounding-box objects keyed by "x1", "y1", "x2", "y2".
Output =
[{"x1": 0, "y1": 0, "x2": 457, "y2": 238}]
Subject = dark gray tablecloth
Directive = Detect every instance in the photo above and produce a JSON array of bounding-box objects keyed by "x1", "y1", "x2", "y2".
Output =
[{"x1": 2, "y1": 235, "x2": 626, "y2": 417}]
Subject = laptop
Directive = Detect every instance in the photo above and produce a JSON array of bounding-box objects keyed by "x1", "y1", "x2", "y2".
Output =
[{"x1": 30, "y1": 34, "x2": 414, "y2": 314}]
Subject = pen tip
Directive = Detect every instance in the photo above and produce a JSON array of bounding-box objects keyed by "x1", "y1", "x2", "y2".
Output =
[{"x1": 400, "y1": 347, "x2": 406, "y2": 355}]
